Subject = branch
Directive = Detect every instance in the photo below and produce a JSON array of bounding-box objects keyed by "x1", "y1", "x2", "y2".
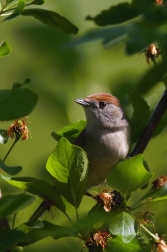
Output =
[{"x1": 129, "y1": 89, "x2": 167, "y2": 157}]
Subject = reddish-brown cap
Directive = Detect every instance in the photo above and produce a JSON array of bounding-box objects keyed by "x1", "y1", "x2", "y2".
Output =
[{"x1": 86, "y1": 93, "x2": 121, "y2": 107}]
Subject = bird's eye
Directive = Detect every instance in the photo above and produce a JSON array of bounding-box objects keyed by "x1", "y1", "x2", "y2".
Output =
[{"x1": 99, "y1": 101, "x2": 107, "y2": 109}]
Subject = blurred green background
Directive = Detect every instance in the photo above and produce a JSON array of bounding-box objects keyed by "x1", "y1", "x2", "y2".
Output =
[{"x1": 0, "y1": 0, "x2": 167, "y2": 251}]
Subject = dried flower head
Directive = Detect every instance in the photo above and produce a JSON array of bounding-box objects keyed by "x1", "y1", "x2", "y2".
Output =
[
  {"x1": 142, "y1": 44, "x2": 160, "y2": 65},
  {"x1": 98, "y1": 191, "x2": 115, "y2": 212},
  {"x1": 153, "y1": 234, "x2": 167, "y2": 252},
  {"x1": 152, "y1": 175, "x2": 167, "y2": 189},
  {"x1": 135, "y1": 211, "x2": 155, "y2": 228},
  {"x1": 7, "y1": 117, "x2": 30, "y2": 140},
  {"x1": 93, "y1": 231, "x2": 111, "y2": 250},
  {"x1": 156, "y1": 0, "x2": 164, "y2": 5}
]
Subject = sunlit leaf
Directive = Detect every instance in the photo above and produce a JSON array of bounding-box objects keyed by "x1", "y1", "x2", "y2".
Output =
[
  {"x1": 2, "y1": 176, "x2": 66, "y2": 213},
  {"x1": 22, "y1": 8, "x2": 78, "y2": 34},
  {"x1": 0, "y1": 41, "x2": 12, "y2": 57},
  {"x1": 0, "y1": 130, "x2": 9, "y2": 144},
  {"x1": 0, "y1": 194, "x2": 35, "y2": 218},
  {"x1": 0, "y1": 88, "x2": 38, "y2": 121},
  {"x1": 51, "y1": 120, "x2": 86, "y2": 143},
  {"x1": 109, "y1": 212, "x2": 136, "y2": 243},
  {"x1": 107, "y1": 236, "x2": 147, "y2": 252},
  {"x1": 107, "y1": 155, "x2": 153, "y2": 193},
  {"x1": 10, "y1": 246, "x2": 23, "y2": 252},
  {"x1": 86, "y1": 2, "x2": 139, "y2": 26},
  {"x1": 129, "y1": 94, "x2": 150, "y2": 144},
  {"x1": 46, "y1": 137, "x2": 88, "y2": 208},
  {"x1": 4, "y1": 0, "x2": 25, "y2": 21},
  {"x1": 0, "y1": 160, "x2": 22, "y2": 175}
]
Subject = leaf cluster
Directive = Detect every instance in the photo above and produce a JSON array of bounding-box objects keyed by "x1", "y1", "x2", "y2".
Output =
[{"x1": 1, "y1": 0, "x2": 167, "y2": 252}]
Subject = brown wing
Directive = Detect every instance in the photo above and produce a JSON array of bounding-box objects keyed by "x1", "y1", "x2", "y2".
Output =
[{"x1": 73, "y1": 128, "x2": 87, "y2": 148}]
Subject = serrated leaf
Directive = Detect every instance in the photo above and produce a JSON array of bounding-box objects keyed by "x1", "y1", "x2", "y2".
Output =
[
  {"x1": 0, "y1": 88, "x2": 38, "y2": 121},
  {"x1": 46, "y1": 137, "x2": 88, "y2": 208},
  {"x1": 0, "y1": 194, "x2": 35, "y2": 218},
  {"x1": 86, "y1": 2, "x2": 139, "y2": 26},
  {"x1": 0, "y1": 130, "x2": 9, "y2": 144},
  {"x1": 22, "y1": 8, "x2": 78, "y2": 34},
  {"x1": 2, "y1": 176, "x2": 66, "y2": 213},
  {"x1": 135, "y1": 62, "x2": 167, "y2": 95},
  {"x1": 107, "y1": 155, "x2": 153, "y2": 193},
  {"x1": 51, "y1": 120, "x2": 86, "y2": 143},
  {"x1": 0, "y1": 160, "x2": 22, "y2": 175},
  {"x1": 109, "y1": 212, "x2": 136, "y2": 243},
  {"x1": 70, "y1": 24, "x2": 127, "y2": 47},
  {"x1": 133, "y1": 182, "x2": 167, "y2": 207},
  {"x1": 106, "y1": 236, "x2": 145, "y2": 252},
  {"x1": 0, "y1": 41, "x2": 12, "y2": 57},
  {"x1": 129, "y1": 94, "x2": 150, "y2": 144},
  {"x1": 4, "y1": 0, "x2": 25, "y2": 21}
]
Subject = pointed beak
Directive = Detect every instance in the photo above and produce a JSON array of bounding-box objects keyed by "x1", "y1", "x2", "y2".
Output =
[{"x1": 74, "y1": 99, "x2": 91, "y2": 107}]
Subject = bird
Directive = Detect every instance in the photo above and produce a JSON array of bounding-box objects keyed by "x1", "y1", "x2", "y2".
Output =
[{"x1": 74, "y1": 93, "x2": 131, "y2": 189}]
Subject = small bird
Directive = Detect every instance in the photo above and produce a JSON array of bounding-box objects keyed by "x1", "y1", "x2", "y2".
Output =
[{"x1": 74, "y1": 93, "x2": 131, "y2": 189}]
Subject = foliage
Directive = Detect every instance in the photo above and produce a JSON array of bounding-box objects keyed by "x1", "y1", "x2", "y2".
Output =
[{"x1": 1, "y1": 0, "x2": 167, "y2": 252}]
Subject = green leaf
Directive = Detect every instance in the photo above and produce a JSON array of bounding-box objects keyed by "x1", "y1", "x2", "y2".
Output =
[
  {"x1": 0, "y1": 229, "x2": 30, "y2": 252},
  {"x1": 46, "y1": 137, "x2": 88, "y2": 208},
  {"x1": 11, "y1": 246, "x2": 23, "y2": 252},
  {"x1": 153, "y1": 110, "x2": 167, "y2": 137},
  {"x1": 22, "y1": 8, "x2": 78, "y2": 34},
  {"x1": 2, "y1": 176, "x2": 66, "y2": 213},
  {"x1": 0, "y1": 87, "x2": 38, "y2": 121},
  {"x1": 107, "y1": 236, "x2": 145, "y2": 252},
  {"x1": 0, "y1": 160, "x2": 22, "y2": 175},
  {"x1": 133, "y1": 182, "x2": 167, "y2": 207},
  {"x1": 4, "y1": 0, "x2": 25, "y2": 21},
  {"x1": 126, "y1": 20, "x2": 161, "y2": 55},
  {"x1": 12, "y1": 78, "x2": 31, "y2": 89},
  {"x1": 0, "y1": 130, "x2": 9, "y2": 144},
  {"x1": 70, "y1": 24, "x2": 127, "y2": 46},
  {"x1": 17, "y1": 221, "x2": 78, "y2": 245},
  {"x1": 51, "y1": 120, "x2": 86, "y2": 143},
  {"x1": 31, "y1": 0, "x2": 45, "y2": 4},
  {"x1": 109, "y1": 212, "x2": 136, "y2": 243},
  {"x1": 107, "y1": 155, "x2": 153, "y2": 193},
  {"x1": 0, "y1": 41, "x2": 12, "y2": 57},
  {"x1": 129, "y1": 94, "x2": 150, "y2": 144},
  {"x1": 6, "y1": 0, "x2": 15, "y2": 4},
  {"x1": 135, "y1": 62, "x2": 167, "y2": 95},
  {"x1": 0, "y1": 221, "x2": 77, "y2": 252},
  {"x1": 86, "y1": 2, "x2": 139, "y2": 26},
  {"x1": 0, "y1": 194, "x2": 35, "y2": 218}
]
